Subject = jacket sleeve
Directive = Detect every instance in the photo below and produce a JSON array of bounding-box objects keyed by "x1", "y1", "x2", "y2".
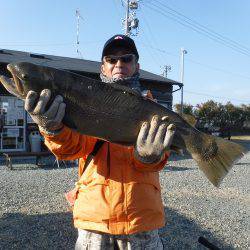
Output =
[
  {"x1": 40, "y1": 125, "x2": 97, "y2": 160},
  {"x1": 131, "y1": 147, "x2": 170, "y2": 172}
]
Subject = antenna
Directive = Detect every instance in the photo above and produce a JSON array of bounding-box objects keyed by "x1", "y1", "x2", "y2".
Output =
[{"x1": 75, "y1": 9, "x2": 84, "y2": 58}]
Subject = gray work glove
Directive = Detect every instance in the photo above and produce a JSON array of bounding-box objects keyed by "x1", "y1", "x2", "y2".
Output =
[
  {"x1": 25, "y1": 89, "x2": 66, "y2": 134},
  {"x1": 134, "y1": 115, "x2": 176, "y2": 164}
]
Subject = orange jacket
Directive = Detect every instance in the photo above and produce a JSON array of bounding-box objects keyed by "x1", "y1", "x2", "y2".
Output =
[{"x1": 42, "y1": 126, "x2": 169, "y2": 235}]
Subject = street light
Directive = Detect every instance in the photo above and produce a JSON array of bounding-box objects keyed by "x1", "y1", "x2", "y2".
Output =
[{"x1": 180, "y1": 48, "x2": 187, "y2": 115}]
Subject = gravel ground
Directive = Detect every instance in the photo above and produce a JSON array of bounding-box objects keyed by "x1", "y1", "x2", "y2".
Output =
[{"x1": 0, "y1": 140, "x2": 249, "y2": 250}]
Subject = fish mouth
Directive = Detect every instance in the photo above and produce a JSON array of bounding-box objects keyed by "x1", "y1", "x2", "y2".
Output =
[
  {"x1": 7, "y1": 64, "x2": 25, "y2": 96},
  {"x1": 0, "y1": 64, "x2": 25, "y2": 99}
]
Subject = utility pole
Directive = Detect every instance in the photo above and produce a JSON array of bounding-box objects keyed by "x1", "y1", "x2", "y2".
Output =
[
  {"x1": 162, "y1": 65, "x2": 172, "y2": 78},
  {"x1": 122, "y1": 0, "x2": 139, "y2": 36},
  {"x1": 180, "y1": 48, "x2": 187, "y2": 114}
]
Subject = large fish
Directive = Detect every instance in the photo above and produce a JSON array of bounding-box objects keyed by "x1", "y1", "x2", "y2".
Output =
[{"x1": 0, "y1": 62, "x2": 246, "y2": 186}]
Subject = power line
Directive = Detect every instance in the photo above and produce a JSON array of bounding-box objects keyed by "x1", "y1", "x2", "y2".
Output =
[
  {"x1": 187, "y1": 58, "x2": 250, "y2": 80},
  {"x1": 137, "y1": 42, "x2": 176, "y2": 56},
  {"x1": 139, "y1": 8, "x2": 166, "y2": 66},
  {"x1": 184, "y1": 90, "x2": 249, "y2": 103},
  {"x1": 138, "y1": 28, "x2": 163, "y2": 67},
  {"x1": 137, "y1": 42, "x2": 250, "y2": 80},
  {"x1": 153, "y1": 0, "x2": 250, "y2": 53},
  {"x1": 142, "y1": 1, "x2": 250, "y2": 57},
  {"x1": 137, "y1": 1, "x2": 250, "y2": 78},
  {"x1": 0, "y1": 42, "x2": 73, "y2": 47},
  {"x1": 144, "y1": 0, "x2": 250, "y2": 56},
  {"x1": 0, "y1": 40, "x2": 104, "y2": 47}
]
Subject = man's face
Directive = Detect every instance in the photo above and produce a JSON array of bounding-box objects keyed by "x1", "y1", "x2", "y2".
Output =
[{"x1": 101, "y1": 48, "x2": 140, "y2": 79}]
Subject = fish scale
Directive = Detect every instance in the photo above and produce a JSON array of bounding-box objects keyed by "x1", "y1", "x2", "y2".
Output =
[{"x1": 0, "y1": 62, "x2": 246, "y2": 187}]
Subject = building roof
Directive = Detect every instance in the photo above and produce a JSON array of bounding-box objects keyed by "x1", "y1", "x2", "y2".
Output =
[{"x1": 0, "y1": 48, "x2": 182, "y2": 87}]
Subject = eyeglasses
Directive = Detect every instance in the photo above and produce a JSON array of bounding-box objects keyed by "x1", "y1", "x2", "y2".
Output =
[{"x1": 103, "y1": 54, "x2": 136, "y2": 64}]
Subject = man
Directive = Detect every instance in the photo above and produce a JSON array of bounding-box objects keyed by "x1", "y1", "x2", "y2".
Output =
[{"x1": 25, "y1": 34, "x2": 175, "y2": 249}]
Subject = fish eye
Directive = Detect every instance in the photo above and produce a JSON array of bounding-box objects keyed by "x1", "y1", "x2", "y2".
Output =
[{"x1": 21, "y1": 73, "x2": 28, "y2": 80}]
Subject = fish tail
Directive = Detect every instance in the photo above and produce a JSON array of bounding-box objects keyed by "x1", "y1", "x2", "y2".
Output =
[{"x1": 191, "y1": 135, "x2": 246, "y2": 187}]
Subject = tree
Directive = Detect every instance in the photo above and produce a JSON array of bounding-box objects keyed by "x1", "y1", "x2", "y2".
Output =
[
  {"x1": 194, "y1": 100, "x2": 220, "y2": 130},
  {"x1": 174, "y1": 101, "x2": 249, "y2": 134},
  {"x1": 174, "y1": 103, "x2": 194, "y2": 115}
]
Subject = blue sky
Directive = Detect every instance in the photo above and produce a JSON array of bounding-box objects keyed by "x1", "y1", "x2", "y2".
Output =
[{"x1": 1, "y1": 0, "x2": 249, "y2": 106}]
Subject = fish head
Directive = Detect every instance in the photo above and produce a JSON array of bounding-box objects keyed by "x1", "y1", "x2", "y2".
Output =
[{"x1": 0, "y1": 62, "x2": 54, "y2": 100}]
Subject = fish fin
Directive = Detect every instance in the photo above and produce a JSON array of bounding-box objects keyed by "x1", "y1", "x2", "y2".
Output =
[
  {"x1": 181, "y1": 113, "x2": 197, "y2": 127},
  {"x1": 191, "y1": 135, "x2": 246, "y2": 187}
]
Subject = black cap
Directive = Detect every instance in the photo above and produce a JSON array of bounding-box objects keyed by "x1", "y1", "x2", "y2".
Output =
[{"x1": 102, "y1": 34, "x2": 139, "y2": 60}]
